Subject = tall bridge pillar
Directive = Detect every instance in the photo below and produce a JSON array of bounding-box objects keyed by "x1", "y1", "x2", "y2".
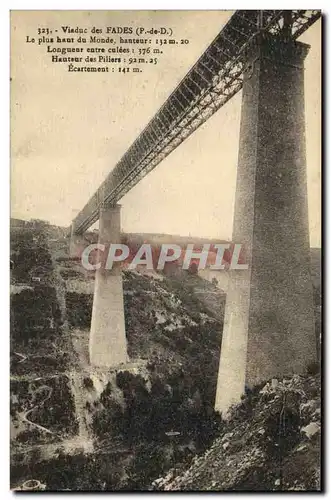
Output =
[
  {"x1": 89, "y1": 205, "x2": 128, "y2": 367},
  {"x1": 215, "y1": 38, "x2": 317, "y2": 414}
]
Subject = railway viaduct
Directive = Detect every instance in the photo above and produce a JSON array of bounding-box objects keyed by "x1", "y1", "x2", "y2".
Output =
[{"x1": 69, "y1": 10, "x2": 320, "y2": 413}]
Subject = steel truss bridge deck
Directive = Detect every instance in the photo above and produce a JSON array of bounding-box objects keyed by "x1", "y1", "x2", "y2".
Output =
[{"x1": 73, "y1": 9, "x2": 321, "y2": 234}]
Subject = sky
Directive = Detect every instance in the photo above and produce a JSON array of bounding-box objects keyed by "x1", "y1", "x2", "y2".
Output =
[{"x1": 11, "y1": 11, "x2": 321, "y2": 246}]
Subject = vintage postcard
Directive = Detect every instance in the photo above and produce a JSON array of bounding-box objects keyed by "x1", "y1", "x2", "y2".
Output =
[{"x1": 10, "y1": 10, "x2": 322, "y2": 491}]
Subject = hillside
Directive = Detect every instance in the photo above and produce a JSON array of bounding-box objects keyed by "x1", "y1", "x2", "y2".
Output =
[
  {"x1": 10, "y1": 219, "x2": 321, "y2": 491},
  {"x1": 10, "y1": 221, "x2": 226, "y2": 490},
  {"x1": 152, "y1": 373, "x2": 321, "y2": 491}
]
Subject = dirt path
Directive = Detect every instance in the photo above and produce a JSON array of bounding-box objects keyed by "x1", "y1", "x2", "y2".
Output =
[{"x1": 20, "y1": 385, "x2": 56, "y2": 436}]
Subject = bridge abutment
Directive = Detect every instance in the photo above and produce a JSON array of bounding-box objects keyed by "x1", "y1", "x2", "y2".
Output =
[
  {"x1": 69, "y1": 209, "x2": 87, "y2": 259},
  {"x1": 69, "y1": 232, "x2": 87, "y2": 259},
  {"x1": 215, "y1": 38, "x2": 317, "y2": 414},
  {"x1": 89, "y1": 205, "x2": 128, "y2": 367}
]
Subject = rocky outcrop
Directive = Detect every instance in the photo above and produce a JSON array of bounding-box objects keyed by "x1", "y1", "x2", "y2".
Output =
[{"x1": 152, "y1": 374, "x2": 321, "y2": 491}]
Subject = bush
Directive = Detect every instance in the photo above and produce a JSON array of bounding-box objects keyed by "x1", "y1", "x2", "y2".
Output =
[{"x1": 83, "y1": 377, "x2": 94, "y2": 390}]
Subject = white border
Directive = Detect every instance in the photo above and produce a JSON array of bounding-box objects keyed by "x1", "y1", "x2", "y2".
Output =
[{"x1": 1, "y1": 2, "x2": 327, "y2": 498}]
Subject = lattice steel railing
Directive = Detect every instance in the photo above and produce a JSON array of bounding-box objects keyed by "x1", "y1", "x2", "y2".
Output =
[{"x1": 72, "y1": 9, "x2": 321, "y2": 234}]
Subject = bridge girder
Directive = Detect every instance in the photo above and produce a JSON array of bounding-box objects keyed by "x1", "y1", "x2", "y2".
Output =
[{"x1": 72, "y1": 9, "x2": 321, "y2": 235}]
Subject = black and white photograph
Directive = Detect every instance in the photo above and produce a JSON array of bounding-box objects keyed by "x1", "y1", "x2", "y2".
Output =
[{"x1": 9, "y1": 9, "x2": 322, "y2": 491}]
